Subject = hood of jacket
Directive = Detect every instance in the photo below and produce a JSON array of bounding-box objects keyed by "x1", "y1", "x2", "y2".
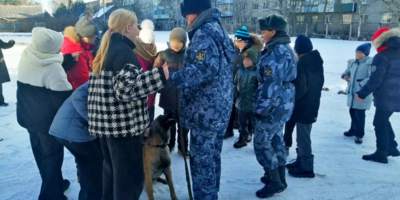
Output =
[
  {"x1": 298, "y1": 50, "x2": 323, "y2": 72},
  {"x1": 249, "y1": 33, "x2": 264, "y2": 51},
  {"x1": 373, "y1": 28, "x2": 400, "y2": 49}
]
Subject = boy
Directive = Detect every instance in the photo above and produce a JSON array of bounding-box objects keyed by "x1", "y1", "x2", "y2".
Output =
[
  {"x1": 153, "y1": 27, "x2": 190, "y2": 158},
  {"x1": 233, "y1": 49, "x2": 258, "y2": 148}
]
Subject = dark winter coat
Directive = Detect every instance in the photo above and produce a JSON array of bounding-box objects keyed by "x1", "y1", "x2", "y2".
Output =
[
  {"x1": 153, "y1": 47, "x2": 186, "y2": 111},
  {"x1": 0, "y1": 39, "x2": 14, "y2": 84},
  {"x1": 50, "y1": 82, "x2": 96, "y2": 143},
  {"x1": 88, "y1": 33, "x2": 166, "y2": 137},
  {"x1": 232, "y1": 34, "x2": 263, "y2": 76},
  {"x1": 358, "y1": 28, "x2": 400, "y2": 112},
  {"x1": 169, "y1": 8, "x2": 236, "y2": 132},
  {"x1": 290, "y1": 50, "x2": 325, "y2": 124},
  {"x1": 234, "y1": 65, "x2": 258, "y2": 113}
]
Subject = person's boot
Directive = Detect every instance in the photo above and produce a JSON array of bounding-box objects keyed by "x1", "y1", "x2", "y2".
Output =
[
  {"x1": 0, "y1": 102, "x2": 9, "y2": 107},
  {"x1": 246, "y1": 132, "x2": 253, "y2": 143},
  {"x1": 260, "y1": 172, "x2": 268, "y2": 185},
  {"x1": 387, "y1": 147, "x2": 400, "y2": 157},
  {"x1": 278, "y1": 166, "x2": 287, "y2": 190},
  {"x1": 63, "y1": 179, "x2": 70, "y2": 192},
  {"x1": 362, "y1": 149, "x2": 388, "y2": 164},
  {"x1": 286, "y1": 148, "x2": 300, "y2": 169},
  {"x1": 355, "y1": 137, "x2": 363, "y2": 144},
  {"x1": 256, "y1": 168, "x2": 284, "y2": 198},
  {"x1": 224, "y1": 131, "x2": 234, "y2": 139},
  {"x1": 233, "y1": 134, "x2": 247, "y2": 148},
  {"x1": 344, "y1": 131, "x2": 354, "y2": 137},
  {"x1": 288, "y1": 166, "x2": 315, "y2": 178}
]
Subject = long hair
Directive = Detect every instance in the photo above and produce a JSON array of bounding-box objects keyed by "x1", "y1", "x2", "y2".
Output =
[{"x1": 92, "y1": 9, "x2": 137, "y2": 76}]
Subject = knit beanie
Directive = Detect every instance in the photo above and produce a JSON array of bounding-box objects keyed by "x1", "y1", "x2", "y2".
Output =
[
  {"x1": 139, "y1": 19, "x2": 155, "y2": 44},
  {"x1": 294, "y1": 35, "x2": 313, "y2": 55},
  {"x1": 356, "y1": 43, "x2": 371, "y2": 56},
  {"x1": 235, "y1": 26, "x2": 250, "y2": 42},
  {"x1": 75, "y1": 17, "x2": 99, "y2": 38},
  {"x1": 169, "y1": 27, "x2": 187, "y2": 44},
  {"x1": 243, "y1": 48, "x2": 258, "y2": 65},
  {"x1": 258, "y1": 14, "x2": 287, "y2": 31},
  {"x1": 180, "y1": 0, "x2": 212, "y2": 18},
  {"x1": 30, "y1": 27, "x2": 64, "y2": 54}
]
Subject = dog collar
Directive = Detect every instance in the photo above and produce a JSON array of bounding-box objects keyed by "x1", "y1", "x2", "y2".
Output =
[{"x1": 144, "y1": 142, "x2": 168, "y2": 149}]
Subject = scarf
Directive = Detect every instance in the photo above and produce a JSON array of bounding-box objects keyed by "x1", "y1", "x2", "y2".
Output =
[{"x1": 133, "y1": 39, "x2": 157, "y2": 61}]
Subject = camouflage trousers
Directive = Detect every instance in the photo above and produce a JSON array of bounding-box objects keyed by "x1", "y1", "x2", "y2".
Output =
[
  {"x1": 254, "y1": 117, "x2": 287, "y2": 172},
  {"x1": 190, "y1": 128, "x2": 225, "y2": 200}
]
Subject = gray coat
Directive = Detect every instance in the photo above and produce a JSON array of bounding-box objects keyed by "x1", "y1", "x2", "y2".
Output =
[{"x1": 341, "y1": 56, "x2": 373, "y2": 110}]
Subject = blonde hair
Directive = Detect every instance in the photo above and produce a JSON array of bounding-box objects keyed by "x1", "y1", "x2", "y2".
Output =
[{"x1": 92, "y1": 9, "x2": 137, "y2": 76}]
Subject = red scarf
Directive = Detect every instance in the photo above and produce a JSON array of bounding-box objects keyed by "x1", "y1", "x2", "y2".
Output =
[{"x1": 377, "y1": 46, "x2": 389, "y2": 53}]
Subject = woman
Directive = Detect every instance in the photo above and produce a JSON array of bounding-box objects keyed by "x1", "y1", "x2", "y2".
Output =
[
  {"x1": 62, "y1": 17, "x2": 99, "y2": 90},
  {"x1": 0, "y1": 39, "x2": 15, "y2": 107},
  {"x1": 134, "y1": 19, "x2": 158, "y2": 123},
  {"x1": 88, "y1": 9, "x2": 169, "y2": 199}
]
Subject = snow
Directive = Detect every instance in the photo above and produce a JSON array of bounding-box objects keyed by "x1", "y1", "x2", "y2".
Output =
[{"x1": 1, "y1": 32, "x2": 400, "y2": 200}]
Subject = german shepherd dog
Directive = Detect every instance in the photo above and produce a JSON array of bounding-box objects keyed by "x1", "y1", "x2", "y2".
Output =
[{"x1": 143, "y1": 112, "x2": 178, "y2": 200}]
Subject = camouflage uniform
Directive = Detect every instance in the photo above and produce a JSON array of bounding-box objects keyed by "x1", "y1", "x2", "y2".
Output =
[
  {"x1": 170, "y1": 8, "x2": 235, "y2": 200},
  {"x1": 253, "y1": 34, "x2": 297, "y2": 171}
]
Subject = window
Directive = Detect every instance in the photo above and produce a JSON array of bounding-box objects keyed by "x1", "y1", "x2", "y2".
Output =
[
  {"x1": 237, "y1": 4, "x2": 240, "y2": 11},
  {"x1": 382, "y1": 13, "x2": 393, "y2": 23},
  {"x1": 225, "y1": 18, "x2": 231, "y2": 25},
  {"x1": 252, "y1": 17, "x2": 258, "y2": 25},
  {"x1": 297, "y1": 15, "x2": 305, "y2": 23},
  {"x1": 252, "y1": 3, "x2": 259, "y2": 10},
  {"x1": 313, "y1": 16, "x2": 318, "y2": 23},
  {"x1": 243, "y1": 4, "x2": 246, "y2": 11},
  {"x1": 325, "y1": 15, "x2": 331, "y2": 24},
  {"x1": 362, "y1": 14, "x2": 368, "y2": 23},
  {"x1": 263, "y1": 2, "x2": 269, "y2": 10},
  {"x1": 342, "y1": 14, "x2": 352, "y2": 24}
]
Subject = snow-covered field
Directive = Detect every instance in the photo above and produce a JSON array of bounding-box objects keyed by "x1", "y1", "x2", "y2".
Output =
[{"x1": 1, "y1": 32, "x2": 400, "y2": 200}]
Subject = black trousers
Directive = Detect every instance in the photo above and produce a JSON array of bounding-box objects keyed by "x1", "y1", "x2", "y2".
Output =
[
  {"x1": 238, "y1": 111, "x2": 255, "y2": 136},
  {"x1": 100, "y1": 136, "x2": 144, "y2": 200},
  {"x1": 164, "y1": 108, "x2": 189, "y2": 151},
  {"x1": 149, "y1": 106, "x2": 155, "y2": 124},
  {"x1": 28, "y1": 130, "x2": 65, "y2": 200},
  {"x1": 349, "y1": 108, "x2": 366, "y2": 138},
  {"x1": 57, "y1": 138, "x2": 103, "y2": 200},
  {"x1": 284, "y1": 119, "x2": 296, "y2": 148},
  {"x1": 374, "y1": 109, "x2": 398, "y2": 151},
  {"x1": 226, "y1": 104, "x2": 236, "y2": 134},
  {"x1": 0, "y1": 83, "x2": 4, "y2": 104}
]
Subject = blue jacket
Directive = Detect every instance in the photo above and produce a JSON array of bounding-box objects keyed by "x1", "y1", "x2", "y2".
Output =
[
  {"x1": 170, "y1": 8, "x2": 235, "y2": 131},
  {"x1": 358, "y1": 29, "x2": 400, "y2": 112},
  {"x1": 50, "y1": 82, "x2": 96, "y2": 142},
  {"x1": 254, "y1": 32, "x2": 297, "y2": 125}
]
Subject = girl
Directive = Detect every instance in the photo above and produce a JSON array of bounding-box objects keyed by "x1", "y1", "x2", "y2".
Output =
[{"x1": 88, "y1": 9, "x2": 169, "y2": 199}]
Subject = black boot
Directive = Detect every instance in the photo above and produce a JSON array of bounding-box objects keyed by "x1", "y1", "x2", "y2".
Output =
[
  {"x1": 288, "y1": 166, "x2": 315, "y2": 178},
  {"x1": 256, "y1": 169, "x2": 284, "y2": 198},
  {"x1": 344, "y1": 131, "x2": 354, "y2": 137},
  {"x1": 233, "y1": 135, "x2": 247, "y2": 148},
  {"x1": 246, "y1": 133, "x2": 252, "y2": 143},
  {"x1": 260, "y1": 173, "x2": 268, "y2": 185},
  {"x1": 388, "y1": 147, "x2": 400, "y2": 157},
  {"x1": 63, "y1": 179, "x2": 70, "y2": 192},
  {"x1": 224, "y1": 131, "x2": 234, "y2": 139},
  {"x1": 362, "y1": 149, "x2": 388, "y2": 164},
  {"x1": 278, "y1": 166, "x2": 287, "y2": 190}
]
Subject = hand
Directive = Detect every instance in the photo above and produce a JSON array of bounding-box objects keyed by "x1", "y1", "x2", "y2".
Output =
[
  {"x1": 9, "y1": 40, "x2": 15, "y2": 44},
  {"x1": 343, "y1": 75, "x2": 350, "y2": 82},
  {"x1": 162, "y1": 62, "x2": 169, "y2": 80},
  {"x1": 355, "y1": 94, "x2": 364, "y2": 103},
  {"x1": 72, "y1": 52, "x2": 82, "y2": 61},
  {"x1": 0, "y1": 58, "x2": 4, "y2": 63}
]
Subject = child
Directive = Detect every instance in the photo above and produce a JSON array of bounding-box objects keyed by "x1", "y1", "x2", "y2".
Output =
[
  {"x1": 88, "y1": 9, "x2": 169, "y2": 200},
  {"x1": 233, "y1": 48, "x2": 258, "y2": 148},
  {"x1": 17, "y1": 27, "x2": 73, "y2": 200},
  {"x1": 153, "y1": 27, "x2": 190, "y2": 157},
  {"x1": 342, "y1": 43, "x2": 373, "y2": 144},
  {"x1": 134, "y1": 19, "x2": 158, "y2": 123},
  {"x1": 50, "y1": 82, "x2": 102, "y2": 200},
  {"x1": 62, "y1": 17, "x2": 99, "y2": 90},
  {"x1": 0, "y1": 38, "x2": 15, "y2": 107}
]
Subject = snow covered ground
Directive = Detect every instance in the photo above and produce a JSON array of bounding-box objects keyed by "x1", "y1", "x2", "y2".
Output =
[{"x1": 1, "y1": 32, "x2": 400, "y2": 200}]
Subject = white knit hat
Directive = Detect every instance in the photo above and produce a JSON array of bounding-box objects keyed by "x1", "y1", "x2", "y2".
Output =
[
  {"x1": 30, "y1": 27, "x2": 64, "y2": 54},
  {"x1": 139, "y1": 19, "x2": 155, "y2": 44}
]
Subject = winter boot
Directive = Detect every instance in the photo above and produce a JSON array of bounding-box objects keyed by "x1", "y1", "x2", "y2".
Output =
[
  {"x1": 224, "y1": 131, "x2": 234, "y2": 139},
  {"x1": 233, "y1": 135, "x2": 247, "y2": 148},
  {"x1": 246, "y1": 133, "x2": 253, "y2": 143},
  {"x1": 278, "y1": 166, "x2": 288, "y2": 190},
  {"x1": 355, "y1": 137, "x2": 363, "y2": 144},
  {"x1": 63, "y1": 179, "x2": 70, "y2": 192},
  {"x1": 256, "y1": 169, "x2": 284, "y2": 198},
  {"x1": 388, "y1": 147, "x2": 400, "y2": 157},
  {"x1": 288, "y1": 166, "x2": 315, "y2": 178},
  {"x1": 344, "y1": 131, "x2": 354, "y2": 137},
  {"x1": 362, "y1": 149, "x2": 388, "y2": 164},
  {"x1": 260, "y1": 173, "x2": 268, "y2": 185},
  {"x1": 0, "y1": 102, "x2": 9, "y2": 107}
]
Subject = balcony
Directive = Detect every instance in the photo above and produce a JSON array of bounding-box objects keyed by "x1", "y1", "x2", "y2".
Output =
[
  {"x1": 334, "y1": 3, "x2": 357, "y2": 13},
  {"x1": 153, "y1": 14, "x2": 170, "y2": 20}
]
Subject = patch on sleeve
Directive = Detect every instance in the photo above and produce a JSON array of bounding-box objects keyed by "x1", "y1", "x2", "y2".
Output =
[
  {"x1": 371, "y1": 65, "x2": 377, "y2": 72},
  {"x1": 244, "y1": 52, "x2": 249, "y2": 58},
  {"x1": 265, "y1": 67, "x2": 273, "y2": 77},
  {"x1": 196, "y1": 51, "x2": 206, "y2": 62}
]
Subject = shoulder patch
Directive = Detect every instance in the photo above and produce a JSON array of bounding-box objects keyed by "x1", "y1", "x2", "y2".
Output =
[
  {"x1": 196, "y1": 51, "x2": 206, "y2": 62},
  {"x1": 265, "y1": 67, "x2": 273, "y2": 77},
  {"x1": 371, "y1": 65, "x2": 377, "y2": 72}
]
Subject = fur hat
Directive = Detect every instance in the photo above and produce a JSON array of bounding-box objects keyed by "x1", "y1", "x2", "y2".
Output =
[
  {"x1": 30, "y1": 27, "x2": 64, "y2": 54},
  {"x1": 258, "y1": 14, "x2": 287, "y2": 31},
  {"x1": 139, "y1": 19, "x2": 155, "y2": 44},
  {"x1": 75, "y1": 17, "x2": 99, "y2": 38},
  {"x1": 295, "y1": 35, "x2": 313, "y2": 55},
  {"x1": 356, "y1": 43, "x2": 371, "y2": 56},
  {"x1": 180, "y1": 0, "x2": 212, "y2": 18},
  {"x1": 169, "y1": 27, "x2": 187, "y2": 44}
]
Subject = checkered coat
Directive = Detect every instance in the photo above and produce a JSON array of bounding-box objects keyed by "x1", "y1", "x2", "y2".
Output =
[{"x1": 88, "y1": 34, "x2": 166, "y2": 137}]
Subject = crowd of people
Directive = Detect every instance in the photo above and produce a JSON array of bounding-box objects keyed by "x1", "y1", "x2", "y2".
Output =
[{"x1": 0, "y1": 0, "x2": 400, "y2": 199}]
